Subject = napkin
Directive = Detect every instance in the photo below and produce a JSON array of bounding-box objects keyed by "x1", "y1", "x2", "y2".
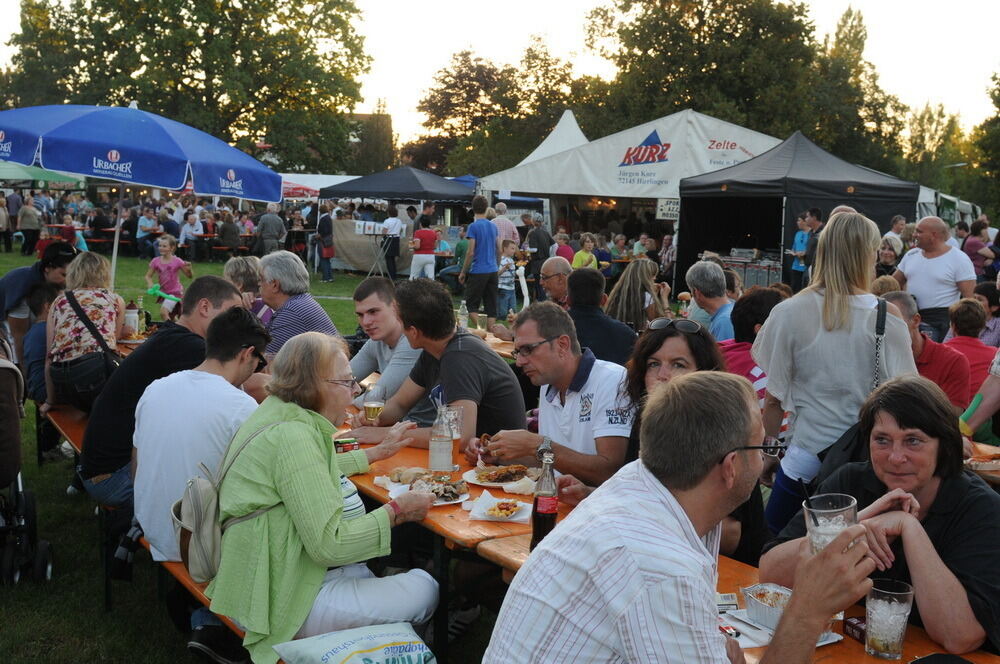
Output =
[
  {"x1": 501, "y1": 476, "x2": 536, "y2": 495},
  {"x1": 468, "y1": 490, "x2": 531, "y2": 523}
]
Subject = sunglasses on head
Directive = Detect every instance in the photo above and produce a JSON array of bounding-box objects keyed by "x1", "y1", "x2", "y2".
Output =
[{"x1": 647, "y1": 317, "x2": 702, "y2": 334}]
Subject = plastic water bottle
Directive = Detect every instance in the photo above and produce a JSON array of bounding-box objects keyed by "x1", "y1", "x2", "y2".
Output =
[
  {"x1": 428, "y1": 406, "x2": 454, "y2": 472},
  {"x1": 457, "y1": 300, "x2": 469, "y2": 329}
]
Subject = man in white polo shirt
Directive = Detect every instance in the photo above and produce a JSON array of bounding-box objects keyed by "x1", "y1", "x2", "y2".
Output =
[
  {"x1": 472, "y1": 301, "x2": 633, "y2": 485},
  {"x1": 893, "y1": 216, "x2": 975, "y2": 342}
]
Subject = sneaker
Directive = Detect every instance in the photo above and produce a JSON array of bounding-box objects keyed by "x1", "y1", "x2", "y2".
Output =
[
  {"x1": 59, "y1": 441, "x2": 77, "y2": 458},
  {"x1": 66, "y1": 484, "x2": 82, "y2": 496},
  {"x1": 187, "y1": 625, "x2": 250, "y2": 664}
]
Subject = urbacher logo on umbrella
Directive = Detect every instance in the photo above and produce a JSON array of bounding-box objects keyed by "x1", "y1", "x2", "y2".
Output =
[{"x1": 0, "y1": 104, "x2": 281, "y2": 202}]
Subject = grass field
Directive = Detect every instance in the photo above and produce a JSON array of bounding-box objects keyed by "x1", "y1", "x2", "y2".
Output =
[{"x1": 0, "y1": 250, "x2": 495, "y2": 663}]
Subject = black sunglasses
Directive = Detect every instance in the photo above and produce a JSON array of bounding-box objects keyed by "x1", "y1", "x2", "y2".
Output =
[
  {"x1": 718, "y1": 441, "x2": 787, "y2": 464},
  {"x1": 648, "y1": 317, "x2": 702, "y2": 334},
  {"x1": 243, "y1": 344, "x2": 267, "y2": 373}
]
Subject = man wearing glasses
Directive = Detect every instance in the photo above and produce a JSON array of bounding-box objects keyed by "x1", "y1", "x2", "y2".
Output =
[
  {"x1": 491, "y1": 256, "x2": 571, "y2": 341},
  {"x1": 471, "y1": 302, "x2": 633, "y2": 486},
  {"x1": 485, "y1": 372, "x2": 876, "y2": 664}
]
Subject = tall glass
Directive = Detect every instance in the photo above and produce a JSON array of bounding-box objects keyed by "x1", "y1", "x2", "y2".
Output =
[
  {"x1": 444, "y1": 405, "x2": 464, "y2": 472},
  {"x1": 802, "y1": 493, "x2": 858, "y2": 554},
  {"x1": 865, "y1": 579, "x2": 913, "y2": 659}
]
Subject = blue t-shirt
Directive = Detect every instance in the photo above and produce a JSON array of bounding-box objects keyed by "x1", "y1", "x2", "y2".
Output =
[
  {"x1": 791, "y1": 230, "x2": 809, "y2": 271},
  {"x1": 467, "y1": 218, "x2": 498, "y2": 274},
  {"x1": 709, "y1": 301, "x2": 735, "y2": 342},
  {"x1": 23, "y1": 321, "x2": 47, "y2": 402}
]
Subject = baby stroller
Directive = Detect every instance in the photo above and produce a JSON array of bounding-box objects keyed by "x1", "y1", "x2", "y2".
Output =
[{"x1": 0, "y1": 336, "x2": 53, "y2": 585}]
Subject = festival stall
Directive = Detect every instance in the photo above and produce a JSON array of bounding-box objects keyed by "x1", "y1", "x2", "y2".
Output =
[
  {"x1": 678, "y1": 131, "x2": 919, "y2": 285},
  {"x1": 318, "y1": 166, "x2": 474, "y2": 273},
  {"x1": 479, "y1": 109, "x2": 781, "y2": 232}
]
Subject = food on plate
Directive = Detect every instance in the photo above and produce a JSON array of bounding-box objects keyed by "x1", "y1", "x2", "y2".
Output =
[
  {"x1": 409, "y1": 478, "x2": 468, "y2": 503},
  {"x1": 487, "y1": 501, "x2": 521, "y2": 518},
  {"x1": 476, "y1": 464, "x2": 530, "y2": 483},
  {"x1": 676, "y1": 291, "x2": 692, "y2": 302},
  {"x1": 120, "y1": 330, "x2": 148, "y2": 341},
  {"x1": 389, "y1": 467, "x2": 431, "y2": 484},
  {"x1": 965, "y1": 453, "x2": 1000, "y2": 470}
]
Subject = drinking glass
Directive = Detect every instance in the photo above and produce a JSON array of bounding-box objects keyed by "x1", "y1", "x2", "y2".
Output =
[
  {"x1": 865, "y1": 579, "x2": 913, "y2": 660},
  {"x1": 476, "y1": 313, "x2": 489, "y2": 332},
  {"x1": 444, "y1": 405, "x2": 464, "y2": 472},
  {"x1": 363, "y1": 400, "x2": 384, "y2": 422},
  {"x1": 802, "y1": 493, "x2": 857, "y2": 554}
]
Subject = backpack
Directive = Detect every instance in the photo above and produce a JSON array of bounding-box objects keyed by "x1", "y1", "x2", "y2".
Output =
[{"x1": 170, "y1": 422, "x2": 281, "y2": 583}]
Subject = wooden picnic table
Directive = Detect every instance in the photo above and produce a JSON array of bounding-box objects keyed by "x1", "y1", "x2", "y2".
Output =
[
  {"x1": 969, "y1": 442, "x2": 1000, "y2": 486},
  {"x1": 350, "y1": 444, "x2": 568, "y2": 662},
  {"x1": 482, "y1": 332, "x2": 514, "y2": 360}
]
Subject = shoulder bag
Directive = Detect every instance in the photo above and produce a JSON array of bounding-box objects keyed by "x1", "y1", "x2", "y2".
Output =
[
  {"x1": 814, "y1": 298, "x2": 887, "y2": 485},
  {"x1": 63, "y1": 290, "x2": 121, "y2": 384}
]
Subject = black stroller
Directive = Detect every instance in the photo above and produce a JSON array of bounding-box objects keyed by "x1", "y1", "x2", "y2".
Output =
[{"x1": 0, "y1": 336, "x2": 52, "y2": 585}]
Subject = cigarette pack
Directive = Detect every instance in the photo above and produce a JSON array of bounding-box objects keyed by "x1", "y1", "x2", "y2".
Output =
[
  {"x1": 716, "y1": 593, "x2": 739, "y2": 613},
  {"x1": 844, "y1": 616, "x2": 866, "y2": 643}
]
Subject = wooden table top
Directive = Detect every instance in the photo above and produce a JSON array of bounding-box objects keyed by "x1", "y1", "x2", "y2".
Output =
[
  {"x1": 350, "y1": 446, "x2": 568, "y2": 550},
  {"x1": 46, "y1": 405, "x2": 88, "y2": 452},
  {"x1": 718, "y1": 556, "x2": 1000, "y2": 663},
  {"x1": 482, "y1": 333, "x2": 514, "y2": 360},
  {"x1": 476, "y1": 533, "x2": 531, "y2": 571}
]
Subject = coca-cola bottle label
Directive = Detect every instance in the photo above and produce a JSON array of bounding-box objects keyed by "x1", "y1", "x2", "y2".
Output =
[{"x1": 536, "y1": 496, "x2": 558, "y2": 513}]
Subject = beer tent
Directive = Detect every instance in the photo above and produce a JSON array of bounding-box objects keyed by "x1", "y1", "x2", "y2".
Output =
[
  {"x1": 479, "y1": 109, "x2": 781, "y2": 201},
  {"x1": 516, "y1": 110, "x2": 589, "y2": 166},
  {"x1": 677, "y1": 131, "x2": 919, "y2": 278}
]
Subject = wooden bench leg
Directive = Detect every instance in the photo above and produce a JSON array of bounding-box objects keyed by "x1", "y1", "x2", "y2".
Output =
[{"x1": 432, "y1": 537, "x2": 451, "y2": 663}]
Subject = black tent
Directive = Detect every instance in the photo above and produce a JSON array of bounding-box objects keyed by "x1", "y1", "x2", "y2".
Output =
[
  {"x1": 677, "y1": 131, "x2": 919, "y2": 282},
  {"x1": 318, "y1": 166, "x2": 474, "y2": 202}
]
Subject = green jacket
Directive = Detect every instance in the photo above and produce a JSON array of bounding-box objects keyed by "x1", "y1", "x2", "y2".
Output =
[{"x1": 206, "y1": 396, "x2": 391, "y2": 664}]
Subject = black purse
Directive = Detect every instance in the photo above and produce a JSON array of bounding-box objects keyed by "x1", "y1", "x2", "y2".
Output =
[
  {"x1": 64, "y1": 290, "x2": 121, "y2": 381},
  {"x1": 814, "y1": 298, "x2": 887, "y2": 485}
]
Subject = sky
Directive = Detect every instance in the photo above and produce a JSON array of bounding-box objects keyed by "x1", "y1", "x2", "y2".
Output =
[{"x1": 0, "y1": 0, "x2": 997, "y2": 144}]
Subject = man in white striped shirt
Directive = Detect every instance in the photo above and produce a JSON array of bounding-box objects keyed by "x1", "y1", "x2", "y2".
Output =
[{"x1": 484, "y1": 372, "x2": 877, "y2": 664}]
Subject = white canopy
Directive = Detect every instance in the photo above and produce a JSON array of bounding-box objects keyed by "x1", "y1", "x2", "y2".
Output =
[
  {"x1": 481, "y1": 109, "x2": 781, "y2": 199},
  {"x1": 517, "y1": 110, "x2": 588, "y2": 166},
  {"x1": 280, "y1": 173, "x2": 358, "y2": 194}
]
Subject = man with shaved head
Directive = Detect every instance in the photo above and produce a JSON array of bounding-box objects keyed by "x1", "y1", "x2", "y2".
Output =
[
  {"x1": 492, "y1": 256, "x2": 571, "y2": 341},
  {"x1": 893, "y1": 216, "x2": 976, "y2": 342}
]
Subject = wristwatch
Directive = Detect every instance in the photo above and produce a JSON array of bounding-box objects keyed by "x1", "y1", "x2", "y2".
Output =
[{"x1": 536, "y1": 436, "x2": 554, "y2": 461}]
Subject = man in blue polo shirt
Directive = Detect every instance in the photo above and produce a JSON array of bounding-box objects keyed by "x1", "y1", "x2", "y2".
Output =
[
  {"x1": 473, "y1": 302, "x2": 634, "y2": 486},
  {"x1": 459, "y1": 195, "x2": 500, "y2": 329},
  {"x1": 686, "y1": 260, "x2": 734, "y2": 342}
]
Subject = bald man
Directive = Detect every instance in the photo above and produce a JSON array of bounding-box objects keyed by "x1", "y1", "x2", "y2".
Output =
[
  {"x1": 491, "y1": 257, "x2": 571, "y2": 341},
  {"x1": 893, "y1": 216, "x2": 976, "y2": 342}
]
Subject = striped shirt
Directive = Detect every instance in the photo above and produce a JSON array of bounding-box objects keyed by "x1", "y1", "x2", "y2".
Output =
[
  {"x1": 483, "y1": 461, "x2": 727, "y2": 664},
  {"x1": 498, "y1": 256, "x2": 516, "y2": 291},
  {"x1": 265, "y1": 293, "x2": 339, "y2": 354}
]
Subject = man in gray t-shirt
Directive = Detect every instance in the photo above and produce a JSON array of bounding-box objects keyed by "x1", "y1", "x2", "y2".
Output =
[
  {"x1": 256, "y1": 203, "x2": 287, "y2": 254},
  {"x1": 350, "y1": 278, "x2": 435, "y2": 425}
]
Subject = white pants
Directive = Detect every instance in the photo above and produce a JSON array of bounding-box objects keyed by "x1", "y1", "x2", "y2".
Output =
[
  {"x1": 295, "y1": 563, "x2": 438, "y2": 639},
  {"x1": 409, "y1": 254, "x2": 435, "y2": 280}
]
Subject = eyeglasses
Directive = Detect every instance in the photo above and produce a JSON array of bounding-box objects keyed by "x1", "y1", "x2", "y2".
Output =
[
  {"x1": 718, "y1": 440, "x2": 787, "y2": 463},
  {"x1": 325, "y1": 377, "x2": 359, "y2": 391},
  {"x1": 242, "y1": 344, "x2": 267, "y2": 373},
  {"x1": 538, "y1": 272, "x2": 564, "y2": 282},
  {"x1": 511, "y1": 336, "x2": 559, "y2": 359},
  {"x1": 648, "y1": 317, "x2": 702, "y2": 334}
]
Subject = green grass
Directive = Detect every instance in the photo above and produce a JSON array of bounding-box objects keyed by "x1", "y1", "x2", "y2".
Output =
[{"x1": 0, "y1": 250, "x2": 493, "y2": 663}]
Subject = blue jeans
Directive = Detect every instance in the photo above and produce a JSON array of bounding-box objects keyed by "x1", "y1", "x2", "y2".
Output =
[
  {"x1": 438, "y1": 265, "x2": 463, "y2": 294},
  {"x1": 80, "y1": 463, "x2": 133, "y2": 509},
  {"x1": 137, "y1": 235, "x2": 156, "y2": 259},
  {"x1": 191, "y1": 607, "x2": 224, "y2": 629},
  {"x1": 320, "y1": 256, "x2": 332, "y2": 281},
  {"x1": 765, "y1": 464, "x2": 808, "y2": 536},
  {"x1": 497, "y1": 288, "x2": 517, "y2": 317}
]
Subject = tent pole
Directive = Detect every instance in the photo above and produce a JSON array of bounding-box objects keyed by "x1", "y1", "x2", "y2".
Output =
[{"x1": 779, "y1": 196, "x2": 786, "y2": 287}]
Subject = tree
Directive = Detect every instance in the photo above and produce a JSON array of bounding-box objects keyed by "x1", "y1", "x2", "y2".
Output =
[
  {"x1": 900, "y1": 104, "x2": 964, "y2": 190},
  {"x1": 346, "y1": 99, "x2": 397, "y2": 175},
  {"x1": 417, "y1": 50, "x2": 517, "y2": 139},
  {"x1": 1, "y1": 0, "x2": 369, "y2": 172},
  {"x1": 972, "y1": 74, "x2": 1000, "y2": 218},
  {"x1": 399, "y1": 135, "x2": 455, "y2": 174},
  {"x1": 585, "y1": 0, "x2": 818, "y2": 138},
  {"x1": 808, "y1": 8, "x2": 906, "y2": 172}
]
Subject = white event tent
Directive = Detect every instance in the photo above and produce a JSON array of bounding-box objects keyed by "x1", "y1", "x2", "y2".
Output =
[
  {"x1": 516, "y1": 110, "x2": 589, "y2": 166},
  {"x1": 480, "y1": 109, "x2": 781, "y2": 201}
]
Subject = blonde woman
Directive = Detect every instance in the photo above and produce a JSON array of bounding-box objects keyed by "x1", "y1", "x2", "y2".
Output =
[
  {"x1": 752, "y1": 211, "x2": 916, "y2": 533},
  {"x1": 45, "y1": 252, "x2": 127, "y2": 412},
  {"x1": 605, "y1": 257, "x2": 669, "y2": 331}
]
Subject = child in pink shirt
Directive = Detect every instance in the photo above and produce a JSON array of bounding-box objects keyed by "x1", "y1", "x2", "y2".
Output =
[{"x1": 145, "y1": 234, "x2": 192, "y2": 320}]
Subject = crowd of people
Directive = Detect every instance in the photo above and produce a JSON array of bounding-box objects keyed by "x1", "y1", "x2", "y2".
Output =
[{"x1": 2, "y1": 192, "x2": 1000, "y2": 664}]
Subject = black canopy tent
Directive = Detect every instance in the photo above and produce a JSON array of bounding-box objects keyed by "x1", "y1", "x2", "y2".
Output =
[
  {"x1": 677, "y1": 131, "x2": 919, "y2": 284},
  {"x1": 318, "y1": 166, "x2": 474, "y2": 202}
]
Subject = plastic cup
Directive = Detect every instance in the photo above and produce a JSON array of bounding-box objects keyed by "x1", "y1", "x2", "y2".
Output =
[{"x1": 865, "y1": 579, "x2": 913, "y2": 659}]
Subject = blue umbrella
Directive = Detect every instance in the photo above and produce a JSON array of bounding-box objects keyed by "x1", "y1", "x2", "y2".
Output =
[
  {"x1": 0, "y1": 104, "x2": 281, "y2": 201},
  {"x1": 0, "y1": 103, "x2": 282, "y2": 287}
]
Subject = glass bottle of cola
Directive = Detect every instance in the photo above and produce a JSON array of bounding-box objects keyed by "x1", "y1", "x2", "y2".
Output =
[{"x1": 530, "y1": 452, "x2": 558, "y2": 551}]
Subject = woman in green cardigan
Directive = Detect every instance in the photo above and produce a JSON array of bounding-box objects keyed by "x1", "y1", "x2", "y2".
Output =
[{"x1": 207, "y1": 332, "x2": 438, "y2": 663}]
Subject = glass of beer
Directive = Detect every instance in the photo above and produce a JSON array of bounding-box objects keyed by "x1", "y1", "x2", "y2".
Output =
[
  {"x1": 363, "y1": 400, "x2": 384, "y2": 423},
  {"x1": 445, "y1": 405, "x2": 464, "y2": 470}
]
